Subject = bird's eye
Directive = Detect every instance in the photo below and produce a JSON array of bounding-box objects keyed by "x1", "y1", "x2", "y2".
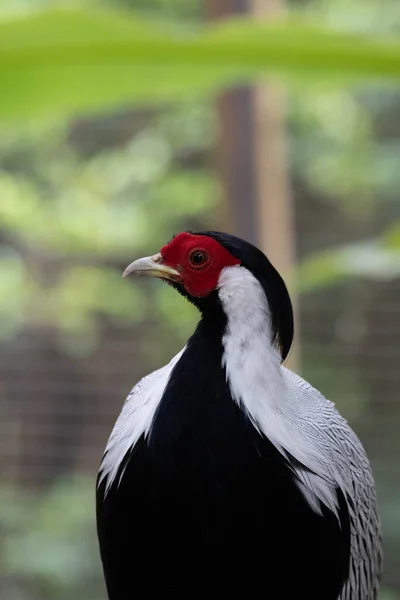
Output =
[{"x1": 189, "y1": 250, "x2": 208, "y2": 268}]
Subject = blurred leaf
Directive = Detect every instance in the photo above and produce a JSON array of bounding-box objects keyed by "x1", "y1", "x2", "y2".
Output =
[
  {"x1": 290, "y1": 87, "x2": 380, "y2": 214},
  {"x1": 297, "y1": 250, "x2": 347, "y2": 293},
  {"x1": 383, "y1": 220, "x2": 400, "y2": 248},
  {"x1": 153, "y1": 171, "x2": 218, "y2": 214},
  {"x1": 379, "y1": 590, "x2": 400, "y2": 600},
  {"x1": 298, "y1": 0, "x2": 400, "y2": 36},
  {"x1": 0, "y1": 97, "x2": 217, "y2": 348},
  {"x1": 0, "y1": 246, "x2": 36, "y2": 340},
  {"x1": 0, "y1": 478, "x2": 102, "y2": 598},
  {"x1": 1, "y1": 8, "x2": 400, "y2": 121},
  {"x1": 298, "y1": 239, "x2": 400, "y2": 293},
  {"x1": 51, "y1": 265, "x2": 146, "y2": 328}
]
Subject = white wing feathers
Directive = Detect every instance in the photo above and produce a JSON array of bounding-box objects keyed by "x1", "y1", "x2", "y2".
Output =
[
  {"x1": 282, "y1": 368, "x2": 382, "y2": 600},
  {"x1": 98, "y1": 348, "x2": 185, "y2": 494}
]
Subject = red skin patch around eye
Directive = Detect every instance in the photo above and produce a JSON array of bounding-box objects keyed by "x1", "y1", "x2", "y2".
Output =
[{"x1": 160, "y1": 232, "x2": 241, "y2": 298}]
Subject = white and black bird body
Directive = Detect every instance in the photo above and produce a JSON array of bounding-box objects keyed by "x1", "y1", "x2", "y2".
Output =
[{"x1": 96, "y1": 231, "x2": 382, "y2": 600}]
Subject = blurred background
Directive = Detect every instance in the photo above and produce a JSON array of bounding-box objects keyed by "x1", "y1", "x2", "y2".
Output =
[{"x1": 0, "y1": 0, "x2": 399, "y2": 598}]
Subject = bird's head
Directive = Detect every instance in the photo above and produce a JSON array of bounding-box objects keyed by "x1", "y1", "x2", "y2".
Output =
[{"x1": 123, "y1": 231, "x2": 294, "y2": 361}]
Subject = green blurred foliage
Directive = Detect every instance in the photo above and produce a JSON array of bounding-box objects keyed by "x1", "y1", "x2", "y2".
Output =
[
  {"x1": 0, "y1": 101, "x2": 216, "y2": 352},
  {"x1": 0, "y1": 478, "x2": 102, "y2": 600},
  {"x1": 108, "y1": 0, "x2": 202, "y2": 20},
  {"x1": 0, "y1": 3, "x2": 400, "y2": 121},
  {"x1": 297, "y1": 0, "x2": 400, "y2": 35},
  {"x1": 297, "y1": 240, "x2": 400, "y2": 293},
  {"x1": 0, "y1": 0, "x2": 399, "y2": 599}
]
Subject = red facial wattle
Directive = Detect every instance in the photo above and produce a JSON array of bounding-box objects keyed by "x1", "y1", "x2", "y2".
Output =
[{"x1": 160, "y1": 232, "x2": 241, "y2": 298}]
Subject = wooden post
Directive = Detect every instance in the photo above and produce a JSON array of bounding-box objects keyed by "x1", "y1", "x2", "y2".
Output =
[
  {"x1": 207, "y1": 0, "x2": 299, "y2": 370},
  {"x1": 250, "y1": 0, "x2": 299, "y2": 370},
  {"x1": 205, "y1": 0, "x2": 259, "y2": 243}
]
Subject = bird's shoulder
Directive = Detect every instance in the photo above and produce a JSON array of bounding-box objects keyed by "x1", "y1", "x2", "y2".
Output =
[{"x1": 98, "y1": 347, "x2": 186, "y2": 492}]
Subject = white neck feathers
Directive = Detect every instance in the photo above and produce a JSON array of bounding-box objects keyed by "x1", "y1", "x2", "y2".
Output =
[
  {"x1": 218, "y1": 266, "x2": 289, "y2": 427},
  {"x1": 217, "y1": 266, "x2": 337, "y2": 491}
]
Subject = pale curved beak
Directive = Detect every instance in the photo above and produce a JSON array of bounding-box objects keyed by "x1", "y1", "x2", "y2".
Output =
[{"x1": 122, "y1": 252, "x2": 182, "y2": 282}]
